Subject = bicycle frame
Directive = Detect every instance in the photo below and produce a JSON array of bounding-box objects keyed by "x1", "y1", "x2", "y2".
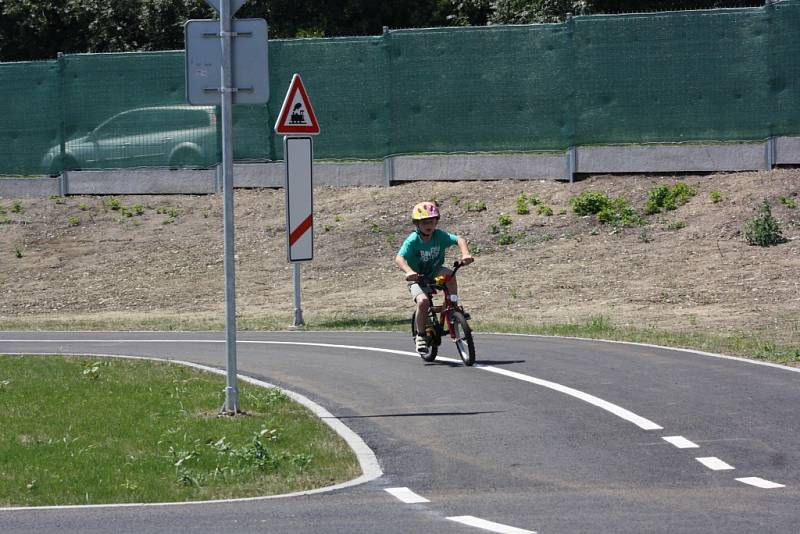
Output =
[{"x1": 423, "y1": 261, "x2": 465, "y2": 339}]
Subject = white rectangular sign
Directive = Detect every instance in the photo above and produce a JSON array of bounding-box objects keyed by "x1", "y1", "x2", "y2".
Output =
[{"x1": 284, "y1": 136, "x2": 313, "y2": 262}]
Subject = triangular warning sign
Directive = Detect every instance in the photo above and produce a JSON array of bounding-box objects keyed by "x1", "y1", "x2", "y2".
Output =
[{"x1": 274, "y1": 74, "x2": 320, "y2": 135}]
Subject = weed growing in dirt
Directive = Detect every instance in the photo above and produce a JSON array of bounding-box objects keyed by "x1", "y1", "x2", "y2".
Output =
[
  {"x1": 710, "y1": 190, "x2": 723, "y2": 203},
  {"x1": 515, "y1": 194, "x2": 530, "y2": 214},
  {"x1": 50, "y1": 195, "x2": 65, "y2": 205},
  {"x1": 157, "y1": 207, "x2": 179, "y2": 224},
  {"x1": 537, "y1": 204, "x2": 554, "y2": 216},
  {"x1": 67, "y1": 216, "x2": 81, "y2": 227},
  {"x1": 645, "y1": 182, "x2": 696, "y2": 215},
  {"x1": 466, "y1": 201, "x2": 487, "y2": 212},
  {"x1": 78, "y1": 203, "x2": 90, "y2": 211},
  {"x1": 744, "y1": 200, "x2": 785, "y2": 246},
  {"x1": 14, "y1": 246, "x2": 23, "y2": 258},
  {"x1": 498, "y1": 213, "x2": 512, "y2": 227},
  {"x1": 571, "y1": 191, "x2": 610, "y2": 216},
  {"x1": 597, "y1": 197, "x2": 644, "y2": 228},
  {"x1": 666, "y1": 220, "x2": 687, "y2": 231},
  {"x1": 11, "y1": 201, "x2": 23, "y2": 213},
  {"x1": 104, "y1": 197, "x2": 121, "y2": 211},
  {"x1": 120, "y1": 204, "x2": 145, "y2": 218},
  {"x1": 780, "y1": 196, "x2": 797, "y2": 209}
]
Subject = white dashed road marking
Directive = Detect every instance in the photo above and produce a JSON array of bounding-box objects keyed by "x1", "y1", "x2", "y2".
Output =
[
  {"x1": 384, "y1": 487, "x2": 429, "y2": 504},
  {"x1": 662, "y1": 436, "x2": 699, "y2": 449},
  {"x1": 447, "y1": 515, "x2": 537, "y2": 533},
  {"x1": 736, "y1": 477, "x2": 786, "y2": 489},
  {"x1": 696, "y1": 457, "x2": 735, "y2": 471}
]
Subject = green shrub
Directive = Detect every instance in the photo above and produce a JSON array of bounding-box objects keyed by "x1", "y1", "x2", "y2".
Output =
[
  {"x1": 498, "y1": 232, "x2": 514, "y2": 245},
  {"x1": 597, "y1": 197, "x2": 643, "y2": 227},
  {"x1": 515, "y1": 194, "x2": 529, "y2": 215},
  {"x1": 671, "y1": 182, "x2": 696, "y2": 205},
  {"x1": 571, "y1": 191, "x2": 610, "y2": 216},
  {"x1": 465, "y1": 201, "x2": 487, "y2": 212},
  {"x1": 780, "y1": 196, "x2": 797, "y2": 209},
  {"x1": 710, "y1": 191, "x2": 723, "y2": 203},
  {"x1": 744, "y1": 200, "x2": 785, "y2": 246},
  {"x1": 498, "y1": 213, "x2": 512, "y2": 226},
  {"x1": 646, "y1": 182, "x2": 696, "y2": 215},
  {"x1": 666, "y1": 220, "x2": 687, "y2": 231},
  {"x1": 537, "y1": 204, "x2": 553, "y2": 216}
]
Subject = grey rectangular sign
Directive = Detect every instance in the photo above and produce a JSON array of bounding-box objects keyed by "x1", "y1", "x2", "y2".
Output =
[{"x1": 185, "y1": 18, "x2": 269, "y2": 105}]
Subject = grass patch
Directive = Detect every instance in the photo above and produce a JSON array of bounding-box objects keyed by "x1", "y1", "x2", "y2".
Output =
[{"x1": 0, "y1": 355, "x2": 359, "y2": 506}]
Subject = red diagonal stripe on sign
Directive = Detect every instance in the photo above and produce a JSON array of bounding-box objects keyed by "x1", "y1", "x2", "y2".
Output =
[{"x1": 289, "y1": 214, "x2": 313, "y2": 246}]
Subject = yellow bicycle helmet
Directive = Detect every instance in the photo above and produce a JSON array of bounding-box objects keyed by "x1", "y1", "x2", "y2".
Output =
[{"x1": 411, "y1": 201, "x2": 440, "y2": 221}]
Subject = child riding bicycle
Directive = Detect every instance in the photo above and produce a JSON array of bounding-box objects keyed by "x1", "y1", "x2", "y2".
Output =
[{"x1": 395, "y1": 201, "x2": 474, "y2": 354}]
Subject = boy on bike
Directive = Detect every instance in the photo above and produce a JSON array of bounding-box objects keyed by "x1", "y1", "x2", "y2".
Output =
[{"x1": 395, "y1": 201, "x2": 474, "y2": 354}]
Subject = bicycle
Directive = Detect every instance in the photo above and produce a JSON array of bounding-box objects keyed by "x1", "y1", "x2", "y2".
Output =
[{"x1": 410, "y1": 260, "x2": 476, "y2": 366}]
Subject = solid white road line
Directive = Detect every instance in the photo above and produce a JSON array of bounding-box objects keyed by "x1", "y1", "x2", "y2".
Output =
[
  {"x1": 475, "y1": 363, "x2": 663, "y2": 430},
  {"x1": 447, "y1": 515, "x2": 536, "y2": 534},
  {"x1": 735, "y1": 477, "x2": 786, "y2": 489},
  {"x1": 695, "y1": 457, "x2": 735, "y2": 471},
  {"x1": 662, "y1": 436, "x2": 699, "y2": 449},
  {"x1": 384, "y1": 487, "x2": 430, "y2": 504}
]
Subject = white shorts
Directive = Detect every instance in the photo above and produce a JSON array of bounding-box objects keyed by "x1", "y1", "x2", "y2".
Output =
[{"x1": 408, "y1": 267, "x2": 452, "y2": 301}]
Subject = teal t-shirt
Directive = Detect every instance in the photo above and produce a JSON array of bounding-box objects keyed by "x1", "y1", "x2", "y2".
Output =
[{"x1": 398, "y1": 229, "x2": 459, "y2": 276}]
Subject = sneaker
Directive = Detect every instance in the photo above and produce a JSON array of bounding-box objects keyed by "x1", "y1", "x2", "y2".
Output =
[
  {"x1": 460, "y1": 307, "x2": 471, "y2": 320},
  {"x1": 415, "y1": 335, "x2": 428, "y2": 354}
]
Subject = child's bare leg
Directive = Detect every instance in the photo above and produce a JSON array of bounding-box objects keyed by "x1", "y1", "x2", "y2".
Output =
[
  {"x1": 416, "y1": 295, "x2": 430, "y2": 333},
  {"x1": 445, "y1": 274, "x2": 458, "y2": 300}
]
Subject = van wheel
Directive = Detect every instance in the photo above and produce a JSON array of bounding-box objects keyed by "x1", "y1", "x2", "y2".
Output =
[{"x1": 169, "y1": 148, "x2": 202, "y2": 169}]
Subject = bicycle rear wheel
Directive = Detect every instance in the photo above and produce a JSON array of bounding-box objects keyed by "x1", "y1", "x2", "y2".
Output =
[
  {"x1": 411, "y1": 310, "x2": 438, "y2": 362},
  {"x1": 450, "y1": 311, "x2": 475, "y2": 366}
]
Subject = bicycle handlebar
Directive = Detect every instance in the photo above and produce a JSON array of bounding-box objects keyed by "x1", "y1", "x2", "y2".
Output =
[{"x1": 415, "y1": 260, "x2": 469, "y2": 288}]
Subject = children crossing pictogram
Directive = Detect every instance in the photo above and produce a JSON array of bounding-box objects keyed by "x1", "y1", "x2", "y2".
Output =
[{"x1": 275, "y1": 74, "x2": 320, "y2": 135}]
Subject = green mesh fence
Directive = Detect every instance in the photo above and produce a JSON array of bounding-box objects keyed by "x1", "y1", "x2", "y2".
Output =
[{"x1": 0, "y1": 1, "x2": 798, "y2": 176}]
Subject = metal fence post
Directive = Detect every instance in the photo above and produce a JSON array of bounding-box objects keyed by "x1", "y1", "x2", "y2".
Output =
[{"x1": 57, "y1": 52, "x2": 69, "y2": 196}]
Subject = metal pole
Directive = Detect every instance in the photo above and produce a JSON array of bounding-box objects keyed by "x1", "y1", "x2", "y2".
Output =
[
  {"x1": 220, "y1": 0, "x2": 239, "y2": 414},
  {"x1": 293, "y1": 262, "x2": 304, "y2": 326}
]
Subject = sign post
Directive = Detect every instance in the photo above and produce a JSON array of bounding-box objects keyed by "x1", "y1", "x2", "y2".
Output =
[
  {"x1": 275, "y1": 74, "x2": 320, "y2": 326},
  {"x1": 185, "y1": 0, "x2": 268, "y2": 415}
]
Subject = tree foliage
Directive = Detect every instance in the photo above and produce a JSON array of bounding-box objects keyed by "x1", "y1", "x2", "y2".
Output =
[{"x1": 0, "y1": 0, "x2": 766, "y2": 62}]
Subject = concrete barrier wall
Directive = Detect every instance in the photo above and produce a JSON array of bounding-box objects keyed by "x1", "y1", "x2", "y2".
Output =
[
  {"x1": 2, "y1": 137, "x2": 799, "y2": 198},
  {"x1": 573, "y1": 143, "x2": 770, "y2": 174}
]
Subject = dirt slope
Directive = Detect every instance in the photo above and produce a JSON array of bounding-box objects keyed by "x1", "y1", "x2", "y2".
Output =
[{"x1": 1, "y1": 170, "x2": 798, "y2": 346}]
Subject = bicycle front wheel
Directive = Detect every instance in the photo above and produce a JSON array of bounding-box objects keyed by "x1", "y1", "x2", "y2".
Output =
[{"x1": 450, "y1": 311, "x2": 475, "y2": 366}]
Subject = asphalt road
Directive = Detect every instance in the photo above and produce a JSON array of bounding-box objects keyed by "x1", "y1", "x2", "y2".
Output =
[{"x1": 1, "y1": 331, "x2": 798, "y2": 534}]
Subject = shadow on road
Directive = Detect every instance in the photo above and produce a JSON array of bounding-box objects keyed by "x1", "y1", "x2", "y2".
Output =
[
  {"x1": 330, "y1": 410, "x2": 503, "y2": 419},
  {"x1": 423, "y1": 359, "x2": 526, "y2": 367}
]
